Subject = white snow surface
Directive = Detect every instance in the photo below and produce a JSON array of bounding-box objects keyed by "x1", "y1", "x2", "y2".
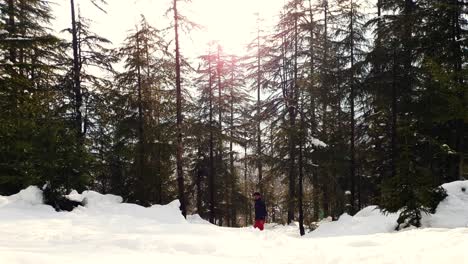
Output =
[
  {"x1": 310, "y1": 180, "x2": 468, "y2": 238},
  {"x1": 1, "y1": 182, "x2": 468, "y2": 263},
  {"x1": 308, "y1": 206, "x2": 399, "y2": 238},
  {"x1": 422, "y1": 180, "x2": 468, "y2": 228},
  {"x1": 310, "y1": 137, "x2": 327, "y2": 147}
]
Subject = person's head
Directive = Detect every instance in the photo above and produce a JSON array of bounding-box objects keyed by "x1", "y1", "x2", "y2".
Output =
[{"x1": 253, "y1": 192, "x2": 261, "y2": 200}]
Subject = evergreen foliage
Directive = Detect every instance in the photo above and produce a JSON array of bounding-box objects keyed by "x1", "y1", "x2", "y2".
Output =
[{"x1": 0, "y1": 0, "x2": 466, "y2": 234}]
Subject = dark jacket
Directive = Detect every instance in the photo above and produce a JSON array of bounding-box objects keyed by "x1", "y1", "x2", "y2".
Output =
[{"x1": 254, "y1": 199, "x2": 268, "y2": 220}]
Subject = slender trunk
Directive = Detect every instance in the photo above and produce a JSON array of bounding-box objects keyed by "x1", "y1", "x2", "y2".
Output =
[
  {"x1": 196, "y1": 165, "x2": 202, "y2": 213},
  {"x1": 70, "y1": 0, "x2": 82, "y2": 138},
  {"x1": 319, "y1": 0, "x2": 330, "y2": 219},
  {"x1": 156, "y1": 90, "x2": 163, "y2": 204},
  {"x1": 391, "y1": 43, "x2": 398, "y2": 180},
  {"x1": 7, "y1": 0, "x2": 16, "y2": 64},
  {"x1": 377, "y1": 0, "x2": 381, "y2": 17},
  {"x1": 18, "y1": 0, "x2": 24, "y2": 77},
  {"x1": 349, "y1": 0, "x2": 356, "y2": 215},
  {"x1": 217, "y1": 44, "x2": 223, "y2": 154},
  {"x1": 216, "y1": 45, "x2": 225, "y2": 225},
  {"x1": 287, "y1": 11, "x2": 299, "y2": 225},
  {"x1": 173, "y1": 0, "x2": 186, "y2": 218},
  {"x1": 256, "y1": 22, "x2": 263, "y2": 192},
  {"x1": 308, "y1": 0, "x2": 320, "y2": 222},
  {"x1": 229, "y1": 59, "x2": 235, "y2": 227},
  {"x1": 151, "y1": 41, "x2": 163, "y2": 204},
  {"x1": 312, "y1": 170, "x2": 319, "y2": 221},
  {"x1": 322, "y1": 171, "x2": 330, "y2": 217},
  {"x1": 279, "y1": 12, "x2": 293, "y2": 224},
  {"x1": 208, "y1": 51, "x2": 215, "y2": 224},
  {"x1": 298, "y1": 93, "x2": 305, "y2": 236},
  {"x1": 135, "y1": 29, "x2": 146, "y2": 204},
  {"x1": 452, "y1": 0, "x2": 464, "y2": 180},
  {"x1": 308, "y1": 0, "x2": 316, "y2": 131},
  {"x1": 244, "y1": 145, "x2": 249, "y2": 226}
]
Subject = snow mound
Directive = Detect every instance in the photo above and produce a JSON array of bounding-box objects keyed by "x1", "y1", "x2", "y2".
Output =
[
  {"x1": 423, "y1": 181, "x2": 468, "y2": 228},
  {"x1": 67, "y1": 190, "x2": 123, "y2": 205},
  {"x1": 309, "y1": 180, "x2": 468, "y2": 238},
  {"x1": 0, "y1": 186, "x2": 43, "y2": 207},
  {"x1": 187, "y1": 214, "x2": 212, "y2": 225},
  {"x1": 69, "y1": 191, "x2": 186, "y2": 224},
  {"x1": 0, "y1": 186, "x2": 187, "y2": 225},
  {"x1": 0, "y1": 186, "x2": 55, "y2": 220},
  {"x1": 308, "y1": 206, "x2": 398, "y2": 238}
]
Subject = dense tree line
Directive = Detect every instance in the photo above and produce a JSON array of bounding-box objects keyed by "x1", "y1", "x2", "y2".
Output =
[{"x1": 0, "y1": 0, "x2": 466, "y2": 234}]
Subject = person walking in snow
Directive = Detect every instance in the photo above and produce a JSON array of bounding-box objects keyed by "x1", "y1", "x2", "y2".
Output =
[{"x1": 253, "y1": 192, "x2": 267, "y2": 231}]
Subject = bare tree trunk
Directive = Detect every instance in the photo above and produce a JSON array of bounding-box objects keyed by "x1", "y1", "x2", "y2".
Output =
[
  {"x1": 173, "y1": 0, "x2": 186, "y2": 218},
  {"x1": 286, "y1": 58, "x2": 296, "y2": 223},
  {"x1": 229, "y1": 60, "x2": 235, "y2": 227},
  {"x1": 349, "y1": 0, "x2": 356, "y2": 215},
  {"x1": 217, "y1": 44, "x2": 224, "y2": 157},
  {"x1": 298, "y1": 93, "x2": 305, "y2": 236},
  {"x1": 70, "y1": 0, "x2": 82, "y2": 139},
  {"x1": 135, "y1": 29, "x2": 146, "y2": 204},
  {"x1": 196, "y1": 167, "x2": 202, "y2": 213},
  {"x1": 7, "y1": 0, "x2": 16, "y2": 64},
  {"x1": 391, "y1": 40, "x2": 398, "y2": 181},
  {"x1": 452, "y1": 0, "x2": 464, "y2": 180},
  {"x1": 244, "y1": 145, "x2": 249, "y2": 226},
  {"x1": 256, "y1": 20, "x2": 263, "y2": 193},
  {"x1": 287, "y1": 11, "x2": 299, "y2": 225},
  {"x1": 308, "y1": 0, "x2": 320, "y2": 223},
  {"x1": 208, "y1": 49, "x2": 215, "y2": 224},
  {"x1": 217, "y1": 44, "x2": 225, "y2": 225}
]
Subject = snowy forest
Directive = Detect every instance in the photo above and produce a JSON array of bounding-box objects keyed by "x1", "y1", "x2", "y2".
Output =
[{"x1": 0, "y1": 0, "x2": 467, "y2": 238}]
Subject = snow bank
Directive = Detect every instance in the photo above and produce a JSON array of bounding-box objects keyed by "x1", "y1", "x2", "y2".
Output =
[
  {"x1": 0, "y1": 186, "x2": 55, "y2": 219},
  {"x1": 68, "y1": 190, "x2": 186, "y2": 224},
  {"x1": 0, "y1": 186, "x2": 44, "y2": 206},
  {"x1": 308, "y1": 206, "x2": 398, "y2": 238},
  {"x1": 422, "y1": 181, "x2": 468, "y2": 228},
  {"x1": 0, "y1": 186, "x2": 186, "y2": 225},
  {"x1": 1, "y1": 185, "x2": 468, "y2": 263},
  {"x1": 67, "y1": 190, "x2": 123, "y2": 205},
  {"x1": 309, "y1": 180, "x2": 468, "y2": 237},
  {"x1": 187, "y1": 214, "x2": 212, "y2": 225},
  {"x1": 3, "y1": 180, "x2": 468, "y2": 240}
]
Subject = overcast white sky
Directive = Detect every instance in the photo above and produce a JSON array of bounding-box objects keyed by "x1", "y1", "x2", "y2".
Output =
[{"x1": 51, "y1": 0, "x2": 284, "y2": 58}]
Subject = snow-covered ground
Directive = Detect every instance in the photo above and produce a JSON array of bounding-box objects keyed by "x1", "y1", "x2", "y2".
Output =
[
  {"x1": 1, "y1": 181, "x2": 468, "y2": 264},
  {"x1": 311, "y1": 180, "x2": 468, "y2": 237}
]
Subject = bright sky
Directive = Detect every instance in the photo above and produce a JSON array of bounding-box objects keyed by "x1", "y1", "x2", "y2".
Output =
[{"x1": 52, "y1": 0, "x2": 284, "y2": 58}]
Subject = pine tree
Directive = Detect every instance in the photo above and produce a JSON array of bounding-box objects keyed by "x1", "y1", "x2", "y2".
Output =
[
  {"x1": 0, "y1": 0, "x2": 88, "y2": 195},
  {"x1": 333, "y1": 0, "x2": 368, "y2": 213},
  {"x1": 113, "y1": 17, "x2": 176, "y2": 205},
  {"x1": 173, "y1": 0, "x2": 186, "y2": 217},
  {"x1": 369, "y1": 0, "x2": 453, "y2": 229},
  {"x1": 194, "y1": 43, "x2": 217, "y2": 223}
]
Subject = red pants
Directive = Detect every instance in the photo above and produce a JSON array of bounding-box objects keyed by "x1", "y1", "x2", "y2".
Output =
[{"x1": 254, "y1": 220, "x2": 265, "y2": 231}]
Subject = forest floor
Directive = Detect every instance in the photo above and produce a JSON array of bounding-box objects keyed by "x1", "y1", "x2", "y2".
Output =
[{"x1": 1, "y1": 183, "x2": 468, "y2": 264}]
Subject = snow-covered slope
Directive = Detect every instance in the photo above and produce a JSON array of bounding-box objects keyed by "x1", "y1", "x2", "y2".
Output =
[{"x1": 1, "y1": 182, "x2": 468, "y2": 264}]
